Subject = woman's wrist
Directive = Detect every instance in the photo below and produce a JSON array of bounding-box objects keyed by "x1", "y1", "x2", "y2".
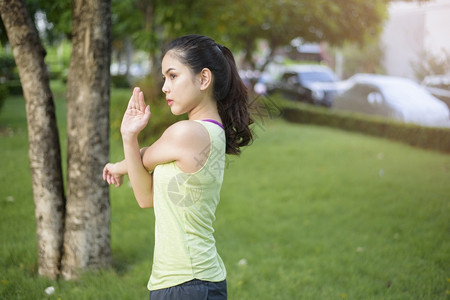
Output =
[
  {"x1": 111, "y1": 160, "x2": 128, "y2": 176},
  {"x1": 121, "y1": 131, "x2": 139, "y2": 143}
]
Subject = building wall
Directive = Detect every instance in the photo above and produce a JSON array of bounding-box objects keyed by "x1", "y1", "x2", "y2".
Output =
[{"x1": 381, "y1": 0, "x2": 450, "y2": 80}]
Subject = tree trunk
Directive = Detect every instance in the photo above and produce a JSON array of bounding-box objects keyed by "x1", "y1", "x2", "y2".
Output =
[
  {"x1": 61, "y1": 0, "x2": 112, "y2": 280},
  {"x1": 0, "y1": 0, "x2": 65, "y2": 280}
]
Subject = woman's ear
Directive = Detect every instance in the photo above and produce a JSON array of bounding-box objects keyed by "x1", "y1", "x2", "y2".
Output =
[{"x1": 199, "y1": 68, "x2": 212, "y2": 91}]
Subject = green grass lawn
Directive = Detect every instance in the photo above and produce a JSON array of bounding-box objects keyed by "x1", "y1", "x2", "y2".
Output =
[{"x1": 1, "y1": 88, "x2": 449, "y2": 299}]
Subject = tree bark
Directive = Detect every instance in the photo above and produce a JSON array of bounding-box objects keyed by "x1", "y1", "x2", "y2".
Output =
[
  {"x1": 0, "y1": 0, "x2": 65, "y2": 280},
  {"x1": 61, "y1": 0, "x2": 112, "y2": 279}
]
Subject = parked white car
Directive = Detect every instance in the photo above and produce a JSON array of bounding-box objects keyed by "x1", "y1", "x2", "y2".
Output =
[{"x1": 333, "y1": 74, "x2": 450, "y2": 128}]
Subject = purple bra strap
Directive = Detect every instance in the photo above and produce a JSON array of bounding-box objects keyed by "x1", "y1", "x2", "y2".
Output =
[{"x1": 202, "y1": 119, "x2": 225, "y2": 129}]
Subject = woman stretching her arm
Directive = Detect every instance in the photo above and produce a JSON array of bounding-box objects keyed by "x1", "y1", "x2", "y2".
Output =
[{"x1": 103, "y1": 35, "x2": 253, "y2": 299}]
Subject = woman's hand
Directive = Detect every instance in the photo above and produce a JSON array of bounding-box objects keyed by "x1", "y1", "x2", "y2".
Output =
[
  {"x1": 120, "y1": 87, "x2": 151, "y2": 139},
  {"x1": 103, "y1": 163, "x2": 124, "y2": 187}
]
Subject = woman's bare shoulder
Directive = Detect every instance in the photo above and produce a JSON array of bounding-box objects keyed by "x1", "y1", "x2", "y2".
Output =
[
  {"x1": 164, "y1": 120, "x2": 209, "y2": 141},
  {"x1": 163, "y1": 120, "x2": 211, "y2": 172},
  {"x1": 142, "y1": 120, "x2": 209, "y2": 172}
]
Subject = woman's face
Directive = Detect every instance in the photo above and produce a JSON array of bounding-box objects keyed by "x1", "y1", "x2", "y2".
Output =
[{"x1": 161, "y1": 51, "x2": 202, "y2": 116}]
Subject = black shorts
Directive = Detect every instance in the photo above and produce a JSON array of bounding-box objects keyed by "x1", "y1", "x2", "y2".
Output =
[{"x1": 149, "y1": 279, "x2": 227, "y2": 300}]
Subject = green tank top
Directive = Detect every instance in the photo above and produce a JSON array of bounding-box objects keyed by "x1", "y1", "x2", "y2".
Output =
[{"x1": 148, "y1": 120, "x2": 227, "y2": 291}]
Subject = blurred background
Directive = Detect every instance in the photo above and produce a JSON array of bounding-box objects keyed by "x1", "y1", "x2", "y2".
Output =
[{"x1": 1, "y1": 0, "x2": 450, "y2": 129}]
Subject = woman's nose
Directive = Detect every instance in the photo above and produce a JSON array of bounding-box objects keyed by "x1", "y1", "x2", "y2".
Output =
[{"x1": 162, "y1": 81, "x2": 168, "y2": 94}]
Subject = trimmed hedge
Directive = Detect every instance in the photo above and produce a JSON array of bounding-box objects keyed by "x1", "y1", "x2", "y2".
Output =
[
  {"x1": 0, "y1": 53, "x2": 23, "y2": 96},
  {"x1": 111, "y1": 74, "x2": 131, "y2": 88},
  {"x1": 4, "y1": 79, "x2": 23, "y2": 95},
  {"x1": 0, "y1": 53, "x2": 16, "y2": 79},
  {"x1": 0, "y1": 84, "x2": 8, "y2": 113},
  {"x1": 281, "y1": 101, "x2": 450, "y2": 154}
]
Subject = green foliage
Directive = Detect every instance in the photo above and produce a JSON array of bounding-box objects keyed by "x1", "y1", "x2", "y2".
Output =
[
  {"x1": 4, "y1": 80, "x2": 22, "y2": 96},
  {"x1": 0, "y1": 53, "x2": 16, "y2": 79},
  {"x1": 108, "y1": 0, "x2": 391, "y2": 77},
  {"x1": 110, "y1": 75, "x2": 130, "y2": 89},
  {"x1": 25, "y1": 0, "x2": 72, "y2": 42},
  {"x1": 0, "y1": 1, "x2": 71, "y2": 45},
  {"x1": 0, "y1": 52, "x2": 22, "y2": 96},
  {"x1": 282, "y1": 100, "x2": 450, "y2": 154},
  {"x1": 0, "y1": 84, "x2": 8, "y2": 112},
  {"x1": 0, "y1": 53, "x2": 14, "y2": 112},
  {"x1": 411, "y1": 49, "x2": 450, "y2": 81},
  {"x1": 3, "y1": 0, "x2": 392, "y2": 100},
  {"x1": 44, "y1": 40, "x2": 71, "y2": 80},
  {"x1": 1, "y1": 92, "x2": 449, "y2": 299},
  {"x1": 109, "y1": 88, "x2": 130, "y2": 142},
  {"x1": 207, "y1": 0, "x2": 389, "y2": 70},
  {"x1": 111, "y1": 0, "x2": 208, "y2": 55}
]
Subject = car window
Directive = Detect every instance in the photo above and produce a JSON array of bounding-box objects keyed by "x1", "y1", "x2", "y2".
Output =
[
  {"x1": 281, "y1": 73, "x2": 299, "y2": 85},
  {"x1": 298, "y1": 71, "x2": 336, "y2": 84},
  {"x1": 368, "y1": 92, "x2": 384, "y2": 104},
  {"x1": 349, "y1": 84, "x2": 378, "y2": 99},
  {"x1": 341, "y1": 84, "x2": 382, "y2": 106}
]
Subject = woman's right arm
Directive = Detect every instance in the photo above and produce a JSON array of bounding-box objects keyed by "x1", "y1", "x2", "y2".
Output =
[
  {"x1": 103, "y1": 147, "x2": 148, "y2": 187},
  {"x1": 104, "y1": 87, "x2": 154, "y2": 208},
  {"x1": 103, "y1": 160, "x2": 126, "y2": 187}
]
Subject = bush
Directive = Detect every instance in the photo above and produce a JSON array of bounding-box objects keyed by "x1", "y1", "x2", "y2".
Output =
[
  {"x1": 281, "y1": 100, "x2": 450, "y2": 153},
  {"x1": 5, "y1": 79, "x2": 22, "y2": 95},
  {"x1": 0, "y1": 83, "x2": 8, "y2": 113},
  {"x1": 111, "y1": 75, "x2": 130, "y2": 88},
  {"x1": 48, "y1": 70, "x2": 62, "y2": 80},
  {"x1": 0, "y1": 53, "x2": 22, "y2": 96},
  {"x1": 0, "y1": 53, "x2": 16, "y2": 80}
]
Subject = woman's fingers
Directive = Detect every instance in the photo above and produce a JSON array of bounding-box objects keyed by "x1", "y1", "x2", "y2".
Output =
[
  {"x1": 127, "y1": 88, "x2": 136, "y2": 109},
  {"x1": 114, "y1": 179, "x2": 121, "y2": 188},
  {"x1": 103, "y1": 164, "x2": 115, "y2": 186},
  {"x1": 126, "y1": 87, "x2": 148, "y2": 115},
  {"x1": 127, "y1": 87, "x2": 140, "y2": 109},
  {"x1": 138, "y1": 90, "x2": 146, "y2": 112},
  {"x1": 103, "y1": 166, "x2": 123, "y2": 187},
  {"x1": 134, "y1": 88, "x2": 141, "y2": 111},
  {"x1": 144, "y1": 105, "x2": 151, "y2": 122},
  {"x1": 103, "y1": 164, "x2": 110, "y2": 181}
]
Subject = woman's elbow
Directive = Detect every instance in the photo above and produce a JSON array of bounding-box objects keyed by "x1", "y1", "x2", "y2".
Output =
[
  {"x1": 136, "y1": 196, "x2": 153, "y2": 208},
  {"x1": 139, "y1": 202, "x2": 153, "y2": 209}
]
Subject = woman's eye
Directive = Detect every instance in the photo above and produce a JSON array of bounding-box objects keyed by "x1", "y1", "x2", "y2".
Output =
[{"x1": 162, "y1": 74, "x2": 176, "y2": 80}]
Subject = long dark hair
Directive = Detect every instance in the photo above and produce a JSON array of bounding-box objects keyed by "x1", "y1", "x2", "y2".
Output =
[{"x1": 163, "y1": 34, "x2": 253, "y2": 155}]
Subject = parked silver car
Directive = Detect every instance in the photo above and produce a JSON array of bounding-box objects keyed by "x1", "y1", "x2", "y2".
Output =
[
  {"x1": 421, "y1": 74, "x2": 450, "y2": 109},
  {"x1": 333, "y1": 74, "x2": 450, "y2": 128}
]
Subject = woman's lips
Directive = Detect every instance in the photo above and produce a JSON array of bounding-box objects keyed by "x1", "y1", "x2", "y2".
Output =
[{"x1": 167, "y1": 99, "x2": 174, "y2": 106}]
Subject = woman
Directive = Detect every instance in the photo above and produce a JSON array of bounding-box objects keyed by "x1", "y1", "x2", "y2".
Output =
[{"x1": 103, "y1": 35, "x2": 253, "y2": 299}]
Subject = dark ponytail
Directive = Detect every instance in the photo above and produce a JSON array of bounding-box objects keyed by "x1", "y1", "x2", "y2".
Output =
[{"x1": 164, "y1": 35, "x2": 253, "y2": 155}]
